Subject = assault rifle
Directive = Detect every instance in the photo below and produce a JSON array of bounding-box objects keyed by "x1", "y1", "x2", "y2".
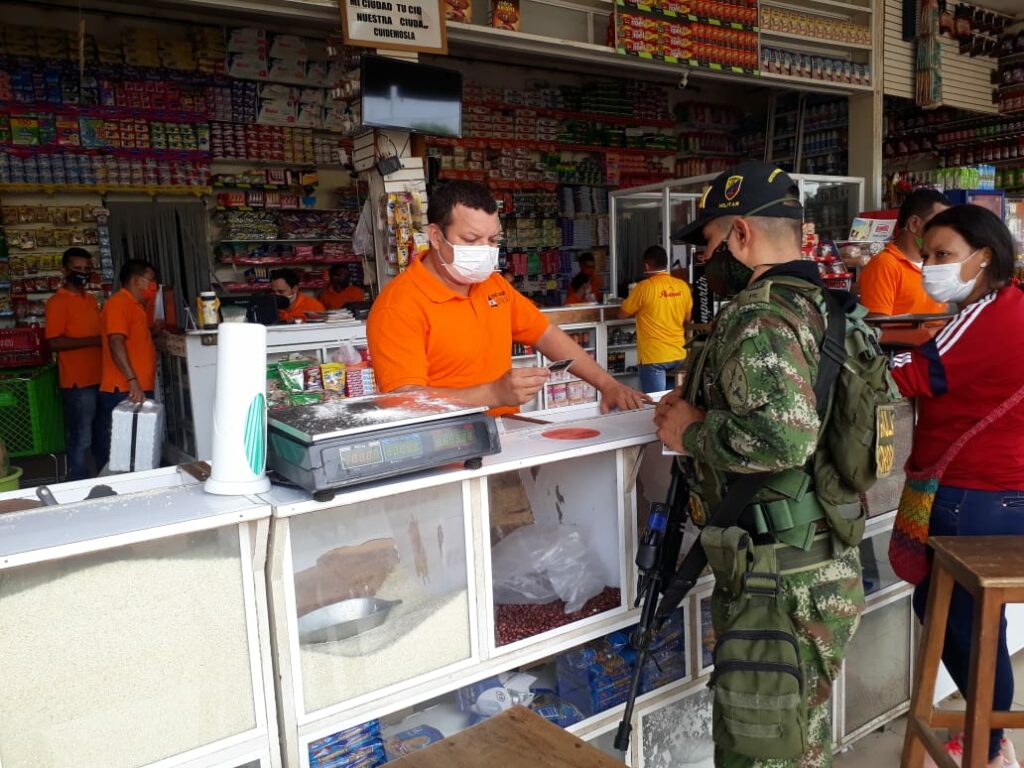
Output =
[
  {"x1": 614, "y1": 459, "x2": 772, "y2": 751},
  {"x1": 613, "y1": 459, "x2": 691, "y2": 751}
]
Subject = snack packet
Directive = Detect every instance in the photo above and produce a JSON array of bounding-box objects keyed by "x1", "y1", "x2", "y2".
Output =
[{"x1": 321, "y1": 362, "x2": 345, "y2": 392}]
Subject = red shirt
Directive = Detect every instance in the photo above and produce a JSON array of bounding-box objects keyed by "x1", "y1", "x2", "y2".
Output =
[{"x1": 891, "y1": 287, "x2": 1024, "y2": 490}]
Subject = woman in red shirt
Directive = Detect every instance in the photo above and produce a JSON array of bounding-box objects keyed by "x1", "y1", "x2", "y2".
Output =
[{"x1": 890, "y1": 205, "x2": 1024, "y2": 768}]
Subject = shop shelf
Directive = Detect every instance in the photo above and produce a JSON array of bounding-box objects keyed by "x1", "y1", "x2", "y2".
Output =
[
  {"x1": 615, "y1": 0, "x2": 759, "y2": 32},
  {"x1": 676, "y1": 150, "x2": 744, "y2": 159},
  {"x1": 429, "y1": 136, "x2": 676, "y2": 157},
  {"x1": 607, "y1": 343, "x2": 636, "y2": 350},
  {"x1": 0, "y1": 183, "x2": 210, "y2": 196},
  {"x1": 0, "y1": 100, "x2": 209, "y2": 123},
  {"x1": 761, "y1": 0, "x2": 872, "y2": 12},
  {"x1": 760, "y1": 28, "x2": 872, "y2": 49},
  {"x1": 757, "y1": 70, "x2": 874, "y2": 92},
  {"x1": 464, "y1": 99, "x2": 675, "y2": 128},
  {"x1": 3, "y1": 144, "x2": 209, "y2": 160},
  {"x1": 212, "y1": 157, "x2": 319, "y2": 167},
  {"x1": 616, "y1": 48, "x2": 762, "y2": 78},
  {"x1": 216, "y1": 238, "x2": 353, "y2": 244}
]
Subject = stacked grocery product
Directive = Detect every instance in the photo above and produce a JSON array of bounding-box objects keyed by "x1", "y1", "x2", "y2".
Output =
[
  {"x1": 760, "y1": 6, "x2": 870, "y2": 46},
  {"x1": 267, "y1": 348, "x2": 376, "y2": 409},
  {"x1": 0, "y1": 203, "x2": 112, "y2": 326},
  {"x1": 760, "y1": 47, "x2": 871, "y2": 87},
  {"x1": 308, "y1": 720, "x2": 386, "y2": 768},
  {"x1": 615, "y1": 0, "x2": 759, "y2": 72}
]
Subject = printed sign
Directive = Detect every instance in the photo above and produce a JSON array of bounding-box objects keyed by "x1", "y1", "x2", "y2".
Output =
[{"x1": 340, "y1": 0, "x2": 448, "y2": 54}]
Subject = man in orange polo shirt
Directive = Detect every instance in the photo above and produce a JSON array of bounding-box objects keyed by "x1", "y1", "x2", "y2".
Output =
[
  {"x1": 96, "y1": 259, "x2": 159, "y2": 469},
  {"x1": 271, "y1": 268, "x2": 326, "y2": 322},
  {"x1": 368, "y1": 181, "x2": 648, "y2": 415},
  {"x1": 860, "y1": 188, "x2": 951, "y2": 316},
  {"x1": 45, "y1": 247, "x2": 103, "y2": 480},
  {"x1": 319, "y1": 264, "x2": 366, "y2": 310},
  {"x1": 565, "y1": 252, "x2": 602, "y2": 305}
]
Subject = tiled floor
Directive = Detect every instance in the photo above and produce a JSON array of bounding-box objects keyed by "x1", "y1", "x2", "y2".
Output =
[{"x1": 835, "y1": 652, "x2": 1024, "y2": 767}]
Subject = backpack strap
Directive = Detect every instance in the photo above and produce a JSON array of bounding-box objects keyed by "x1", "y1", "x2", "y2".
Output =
[
  {"x1": 760, "y1": 276, "x2": 847, "y2": 421},
  {"x1": 815, "y1": 289, "x2": 848, "y2": 421}
]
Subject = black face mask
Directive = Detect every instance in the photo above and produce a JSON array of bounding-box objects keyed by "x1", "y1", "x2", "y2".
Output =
[
  {"x1": 703, "y1": 231, "x2": 753, "y2": 298},
  {"x1": 67, "y1": 270, "x2": 90, "y2": 288}
]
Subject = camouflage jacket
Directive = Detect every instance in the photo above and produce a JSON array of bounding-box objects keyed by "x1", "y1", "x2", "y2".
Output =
[{"x1": 682, "y1": 261, "x2": 827, "y2": 506}]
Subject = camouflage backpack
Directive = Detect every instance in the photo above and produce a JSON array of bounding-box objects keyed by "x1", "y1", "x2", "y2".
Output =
[{"x1": 769, "y1": 277, "x2": 903, "y2": 546}]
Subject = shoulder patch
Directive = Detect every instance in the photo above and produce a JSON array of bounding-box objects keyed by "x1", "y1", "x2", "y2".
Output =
[{"x1": 735, "y1": 282, "x2": 772, "y2": 307}]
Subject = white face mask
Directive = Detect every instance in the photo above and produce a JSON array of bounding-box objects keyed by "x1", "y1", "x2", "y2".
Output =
[
  {"x1": 922, "y1": 249, "x2": 984, "y2": 304},
  {"x1": 439, "y1": 233, "x2": 499, "y2": 285}
]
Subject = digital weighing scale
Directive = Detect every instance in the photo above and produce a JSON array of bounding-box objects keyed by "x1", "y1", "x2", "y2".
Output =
[{"x1": 267, "y1": 392, "x2": 501, "y2": 501}]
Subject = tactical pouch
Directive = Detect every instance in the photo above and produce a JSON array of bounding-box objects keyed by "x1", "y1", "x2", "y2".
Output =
[
  {"x1": 701, "y1": 526, "x2": 752, "y2": 597},
  {"x1": 708, "y1": 541, "x2": 807, "y2": 760}
]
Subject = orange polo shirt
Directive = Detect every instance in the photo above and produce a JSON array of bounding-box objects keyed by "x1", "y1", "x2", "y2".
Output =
[
  {"x1": 859, "y1": 242, "x2": 947, "y2": 316},
  {"x1": 367, "y1": 258, "x2": 550, "y2": 416},
  {"x1": 100, "y1": 289, "x2": 156, "y2": 393},
  {"x1": 319, "y1": 284, "x2": 366, "y2": 310},
  {"x1": 279, "y1": 292, "x2": 326, "y2": 322},
  {"x1": 565, "y1": 272, "x2": 603, "y2": 305},
  {"x1": 45, "y1": 288, "x2": 102, "y2": 388}
]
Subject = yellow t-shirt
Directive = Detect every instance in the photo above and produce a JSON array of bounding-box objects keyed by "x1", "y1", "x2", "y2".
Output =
[{"x1": 620, "y1": 273, "x2": 693, "y2": 364}]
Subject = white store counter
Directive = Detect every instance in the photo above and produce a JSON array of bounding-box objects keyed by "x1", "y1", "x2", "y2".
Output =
[{"x1": 0, "y1": 403, "x2": 988, "y2": 768}]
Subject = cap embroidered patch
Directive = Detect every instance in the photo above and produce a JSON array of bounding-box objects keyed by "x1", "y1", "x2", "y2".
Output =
[{"x1": 724, "y1": 175, "x2": 743, "y2": 201}]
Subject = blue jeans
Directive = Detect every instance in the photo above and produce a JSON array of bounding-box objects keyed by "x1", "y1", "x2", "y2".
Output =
[
  {"x1": 912, "y1": 486, "x2": 1024, "y2": 760},
  {"x1": 60, "y1": 385, "x2": 103, "y2": 481},
  {"x1": 97, "y1": 389, "x2": 154, "y2": 472},
  {"x1": 638, "y1": 359, "x2": 685, "y2": 394}
]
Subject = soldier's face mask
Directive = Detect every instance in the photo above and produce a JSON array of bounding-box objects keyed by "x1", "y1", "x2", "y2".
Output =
[{"x1": 704, "y1": 227, "x2": 753, "y2": 298}]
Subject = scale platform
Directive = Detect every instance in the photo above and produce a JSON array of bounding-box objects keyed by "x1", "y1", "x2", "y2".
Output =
[{"x1": 267, "y1": 392, "x2": 501, "y2": 501}]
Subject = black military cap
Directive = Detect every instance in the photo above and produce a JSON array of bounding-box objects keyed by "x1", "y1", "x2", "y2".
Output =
[{"x1": 674, "y1": 160, "x2": 803, "y2": 245}]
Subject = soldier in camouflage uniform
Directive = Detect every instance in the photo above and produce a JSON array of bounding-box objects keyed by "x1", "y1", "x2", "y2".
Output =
[{"x1": 654, "y1": 161, "x2": 865, "y2": 768}]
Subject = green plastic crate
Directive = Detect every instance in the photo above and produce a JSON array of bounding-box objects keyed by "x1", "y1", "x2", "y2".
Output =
[{"x1": 0, "y1": 364, "x2": 65, "y2": 457}]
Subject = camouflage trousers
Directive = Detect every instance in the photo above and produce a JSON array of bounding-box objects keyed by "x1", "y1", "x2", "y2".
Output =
[{"x1": 711, "y1": 544, "x2": 865, "y2": 768}]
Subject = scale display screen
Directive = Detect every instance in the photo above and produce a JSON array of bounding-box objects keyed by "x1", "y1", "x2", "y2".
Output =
[
  {"x1": 337, "y1": 424, "x2": 480, "y2": 471},
  {"x1": 339, "y1": 442, "x2": 384, "y2": 470},
  {"x1": 431, "y1": 423, "x2": 477, "y2": 451}
]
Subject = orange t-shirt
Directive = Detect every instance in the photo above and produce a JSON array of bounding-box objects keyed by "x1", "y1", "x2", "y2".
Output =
[
  {"x1": 565, "y1": 272, "x2": 602, "y2": 305},
  {"x1": 279, "y1": 292, "x2": 326, "y2": 322},
  {"x1": 367, "y1": 258, "x2": 550, "y2": 416},
  {"x1": 319, "y1": 284, "x2": 366, "y2": 310},
  {"x1": 100, "y1": 289, "x2": 156, "y2": 393},
  {"x1": 858, "y1": 242, "x2": 948, "y2": 316},
  {"x1": 45, "y1": 288, "x2": 102, "y2": 388}
]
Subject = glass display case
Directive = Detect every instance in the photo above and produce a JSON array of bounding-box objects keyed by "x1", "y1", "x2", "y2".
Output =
[
  {"x1": 840, "y1": 593, "x2": 913, "y2": 742},
  {"x1": 0, "y1": 479, "x2": 277, "y2": 768},
  {"x1": 639, "y1": 684, "x2": 714, "y2": 768},
  {"x1": 487, "y1": 451, "x2": 626, "y2": 650},
  {"x1": 305, "y1": 609, "x2": 687, "y2": 768},
  {"x1": 609, "y1": 186, "x2": 702, "y2": 301},
  {"x1": 610, "y1": 174, "x2": 865, "y2": 307},
  {"x1": 272, "y1": 482, "x2": 475, "y2": 717},
  {"x1": 605, "y1": 318, "x2": 640, "y2": 391},
  {"x1": 539, "y1": 323, "x2": 599, "y2": 411}
]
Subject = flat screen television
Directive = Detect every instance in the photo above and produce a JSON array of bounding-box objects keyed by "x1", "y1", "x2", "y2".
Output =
[{"x1": 360, "y1": 55, "x2": 463, "y2": 138}]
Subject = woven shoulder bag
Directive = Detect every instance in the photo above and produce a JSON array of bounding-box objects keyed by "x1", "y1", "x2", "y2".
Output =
[{"x1": 889, "y1": 383, "x2": 1024, "y2": 585}]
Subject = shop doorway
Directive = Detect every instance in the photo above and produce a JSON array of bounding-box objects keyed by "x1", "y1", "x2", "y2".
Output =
[{"x1": 106, "y1": 201, "x2": 210, "y2": 310}]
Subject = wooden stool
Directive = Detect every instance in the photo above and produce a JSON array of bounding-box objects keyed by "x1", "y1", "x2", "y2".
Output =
[
  {"x1": 901, "y1": 536, "x2": 1024, "y2": 768},
  {"x1": 390, "y1": 706, "x2": 625, "y2": 767}
]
